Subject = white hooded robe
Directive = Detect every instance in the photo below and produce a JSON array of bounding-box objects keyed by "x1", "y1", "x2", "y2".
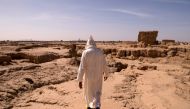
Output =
[{"x1": 77, "y1": 36, "x2": 109, "y2": 108}]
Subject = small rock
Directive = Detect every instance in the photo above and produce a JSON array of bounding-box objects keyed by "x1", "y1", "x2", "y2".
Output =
[
  {"x1": 137, "y1": 65, "x2": 157, "y2": 70},
  {"x1": 24, "y1": 78, "x2": 34, "y2": 84},
  {"x1": 22, "y1": 64, "x2": 41, "y2": 70},
  {"x1": 148, "y1": 65, "x2": 157, "y2": 70},
  {"x1": 0, "y1": 55, "x2": 11, "y2": 65},
  {"x1": 167, "y1": 48, "x2": 177, "y2": 57},
  {"x1": 69, "y1": 57, "x2": 80, "y2": 66},
  {"x1": 109, "y1": 62, "x2": 128, "y2": 72}
]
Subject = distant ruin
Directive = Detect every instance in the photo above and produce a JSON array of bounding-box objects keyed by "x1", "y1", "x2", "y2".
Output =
[
  {"x1": 162, "y1": 39, "x2": 175, "y2": 45},
  {"x1": 138, "y1": 31, "x2": 158, "y2": 46}
]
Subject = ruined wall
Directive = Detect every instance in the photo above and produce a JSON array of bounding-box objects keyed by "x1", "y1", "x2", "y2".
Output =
[
  {"x1": 162, "y1": 39, "x2": 175, "y2": 45},
  {"x1": 138, "y1": 31, "x2": 158, "y2": 46}
]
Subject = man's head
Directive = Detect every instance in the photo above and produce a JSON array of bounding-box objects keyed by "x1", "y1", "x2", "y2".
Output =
[{"x1": 85, "y1": 36, "x2": 96, "y2": 49}]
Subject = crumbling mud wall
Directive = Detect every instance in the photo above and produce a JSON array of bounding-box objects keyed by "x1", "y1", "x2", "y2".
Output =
[
  {"x1": 138, "y1": 31, "x2": 158, "y2": 46},
  {"x1": 162, "y1": 39, "x2": 175, "y2": 45}
]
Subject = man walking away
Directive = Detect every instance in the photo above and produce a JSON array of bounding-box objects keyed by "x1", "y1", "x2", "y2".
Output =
[{"x1": 77, "y1": 36, "x2": 109, "y2": 109}]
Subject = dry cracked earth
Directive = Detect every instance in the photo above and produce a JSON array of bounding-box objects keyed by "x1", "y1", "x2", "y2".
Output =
[{"x1": 0, "y1": 41, "x2": 190, "y2": 109}]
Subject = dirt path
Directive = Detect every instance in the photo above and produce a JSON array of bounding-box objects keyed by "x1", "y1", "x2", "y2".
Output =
[
  {"x1": 12, "y1": 72, "x2": 125, "y2": 109},
  {"x1": 12, "y1": 64, "x2": 190, "y2": 109},
  {"x1": 136, "y1": 64, "x2": 190, "y2": 109}
]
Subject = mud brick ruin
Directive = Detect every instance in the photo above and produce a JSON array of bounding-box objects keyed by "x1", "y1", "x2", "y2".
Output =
[
  {"x1": 162, "y1": 39, "x2": 175, "y2": 45},
  {"x1": 138, "y1": 31, "x2": 158, "y2": 46}
]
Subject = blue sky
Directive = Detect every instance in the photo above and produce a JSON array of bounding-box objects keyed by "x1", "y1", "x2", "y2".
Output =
[{"x1": 0, "y1": 0, "x2": 190, "y2": 41}]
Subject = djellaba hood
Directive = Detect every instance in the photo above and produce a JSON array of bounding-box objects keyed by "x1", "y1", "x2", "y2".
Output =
[{"x1": 85, "y1": 36, "x2": 96, "y2": 49}]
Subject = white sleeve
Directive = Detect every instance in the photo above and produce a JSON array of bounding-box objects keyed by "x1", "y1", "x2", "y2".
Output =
[
  {"x1": 77, "y1": 51, "x2": 87, "y2": 82},
  {"x1": 103, "y1": 54, "x2": 109, "y2": 77}
]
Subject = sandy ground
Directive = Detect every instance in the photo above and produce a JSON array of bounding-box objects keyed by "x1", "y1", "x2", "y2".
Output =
[
  {"x1": 136, "y1": 66, "x2": 190, "y2": 109},
  {"x1": 12, "y1": 73, "x2": 124, "y2": 109},
  {"x1": 0, "y1": 42, "x2": 190, "y2": 109},
  {"x1": 12, "y1": 64, "x2": 190, "y2": 109}
]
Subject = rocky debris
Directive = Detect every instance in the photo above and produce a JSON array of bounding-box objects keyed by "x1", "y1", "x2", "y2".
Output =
[
  {"x1": 24, "y1": 77, "x2": 34, "y2": 84},
  {"x1": 148, "y1": 65, "x2": 157, "y2": 70},
  {"x1": 62, "y1": 52, "x2": 71, "y2": 58},
  {"x1": 129, "y1": 65, "x2": 137, "y2": 70},
  {"x1": 138, "y1": 31, "x2": 158, "y2": 46},
  {"x1": 160, "y1": 50, "x2": 167, "y2": 57},
  {"x1": 63, "y1": 44, "x2": 78, "y2": 58},
  {"x1": 137, "y1": 65, "x2": 148, "y2": 70},
  {"x1": 167, "y1": 48, "x2": 177, "y2": 57},
  {"x1": 127, "y1": 55, "x2": 137, "y2": 60},
  {"x1": 68, "y1": 44, "x2": 77, "y2": 58},
  {"x1": 108, "y1": 61, "x2": 128, "y2": 72},
  {"x1": 0, "y1": 55, "x2": 11, "y2": 65},
  {"x1": 68, "y1": 57, "x2": 80, "y2": 66},
  {"x1": 63, "y1": 43, "x2": 77, "y2": 49},
  {"x1": 176, "y1": 47, "x2": 189, "y2": 58},
  {"x1": 77, "y1": 50, "x2": 83, "y2": 57},
  {"x1": 5, "y1": 52, "x2": 27, "y2": 60},
  {"x1": 62, "y1": 44, "x2": 70, "y2": 49},
  {"x1": 109, "y1": 67, "x2": 118, "y2": 73},
  {"x1": 27, "y1": 52, "x2": 60, "y2": 64},
  {"x1": 0, "y1": 69, "x2": 7, "y2": 76},
  {"x1": 137, "y1": 65, "x2": 157, "y2": 70}
]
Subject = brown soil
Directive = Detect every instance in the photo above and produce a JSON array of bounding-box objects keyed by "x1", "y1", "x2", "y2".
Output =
[{"x1": 0, "y1": 41, "x2": 189, "y2": 109}]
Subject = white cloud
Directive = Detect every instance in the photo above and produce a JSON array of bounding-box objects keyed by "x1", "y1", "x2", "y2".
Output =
[
  {"x1": 153, "y1": 0, "x2": 190, "y2": 4},
  {"x1": 30, "y1": 13, "x2": 52, "y2": 20},
  {"x1": 105, "y1": 9, "x2": 152, "y2": 18},
  {"x1": 58, "y1": 16, "x2": 82, "y2": 21},
  {"x1": 30, "y1": 13, "x2": 82, "y2": 21}
]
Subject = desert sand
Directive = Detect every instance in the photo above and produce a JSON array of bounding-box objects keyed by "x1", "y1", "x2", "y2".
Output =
[{"x1": 0, "y1": 41, "x2": 190, "y2": 109}]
